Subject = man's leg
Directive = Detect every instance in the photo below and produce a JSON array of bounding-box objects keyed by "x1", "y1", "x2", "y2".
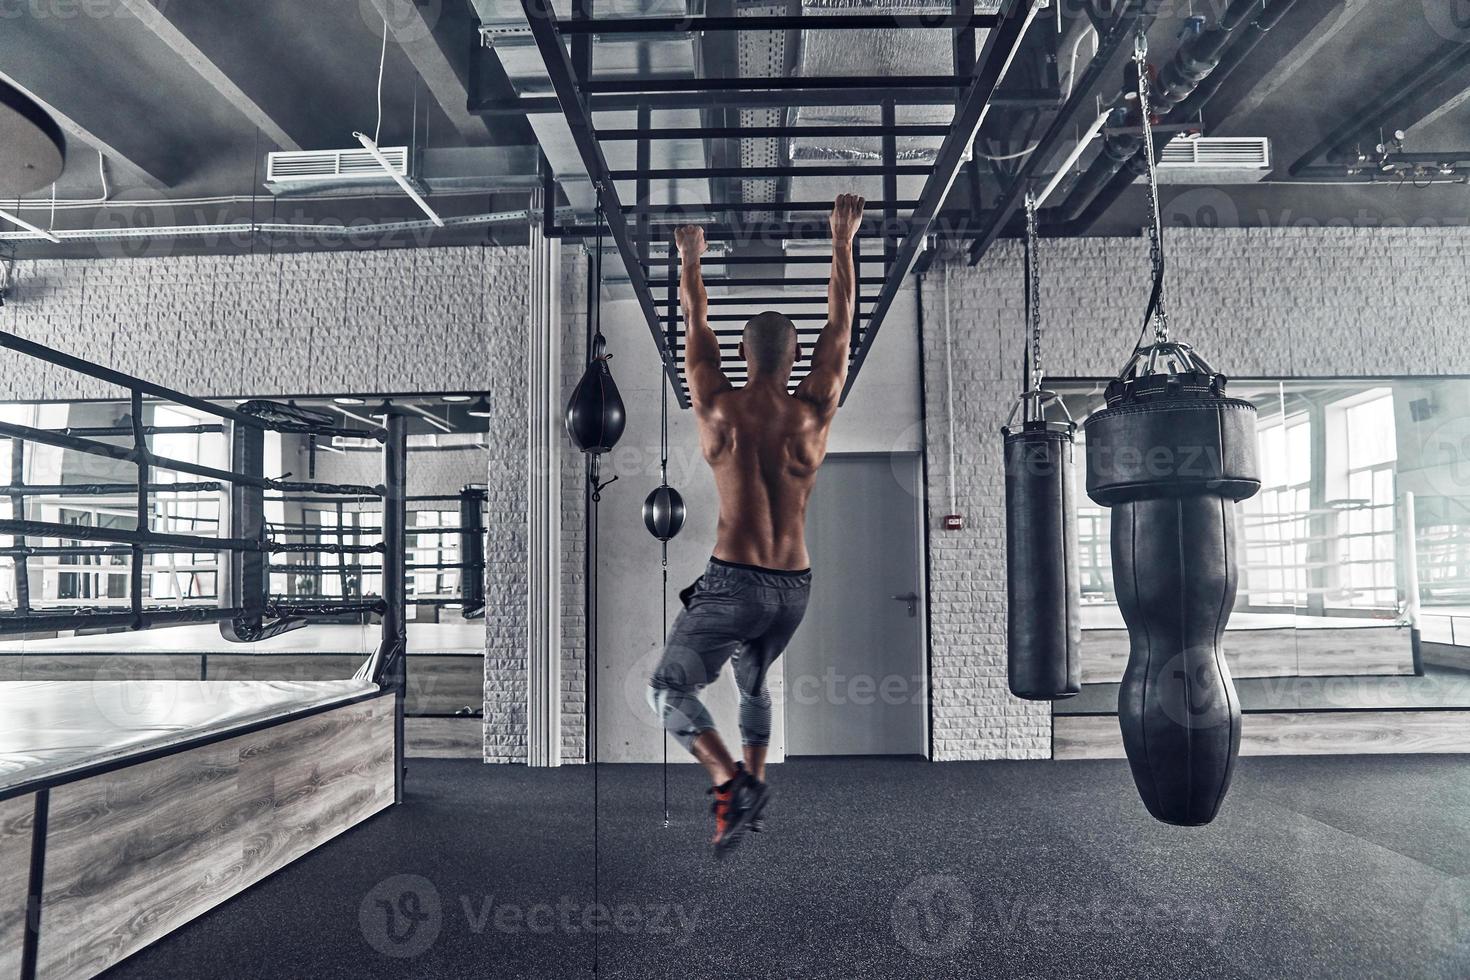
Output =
[
  {"x1": 742, "y1": 745, "x2": 768, "y2": 783},
  {"x1": 647, "y1": 604, "x2": 741, "y2": 785}
]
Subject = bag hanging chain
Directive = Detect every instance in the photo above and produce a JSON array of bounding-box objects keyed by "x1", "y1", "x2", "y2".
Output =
[
  {"x1": 1135, "y1": 29, "x2": 1170, "y2": 347},
  {"x1": 1024, "y1": 190, "x2": 1043, "y2": 396}
]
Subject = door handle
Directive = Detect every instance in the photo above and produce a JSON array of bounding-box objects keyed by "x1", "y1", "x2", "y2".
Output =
[{"x1": 890, "y1": 592, "x2": 919, "y2": 617}]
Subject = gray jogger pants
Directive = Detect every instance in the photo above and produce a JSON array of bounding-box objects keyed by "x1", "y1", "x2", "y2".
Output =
[{"x1": 647, "y1": 557, "x2": 812, "y2": 750}]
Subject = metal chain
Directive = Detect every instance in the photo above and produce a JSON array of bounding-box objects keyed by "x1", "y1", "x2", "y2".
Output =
[
  {"x1": 1134, "y1": 30, "x2": 1170, "y2": 345},
  {"x1": 1024, "y1": 190, "x2": 1043, "y2": 392}
]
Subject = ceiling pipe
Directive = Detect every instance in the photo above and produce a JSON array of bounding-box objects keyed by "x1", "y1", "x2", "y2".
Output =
[
  {"x1": 1054, "y1": 0, "x2": 1266, "y2": 224},
  {"x1": 961, "y1": 0, "x2": 1165, "y2": 268},
  {"x1": 0, "y1": 208, "x2": 536, "y2": 243},
  {"x1": 1049, "y1": 0, "x2": 1302, "y2": 233}
]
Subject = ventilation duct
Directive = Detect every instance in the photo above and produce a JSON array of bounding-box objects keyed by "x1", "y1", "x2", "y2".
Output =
[
  {"x1": 782, "y1": 0, "x2": 991, "y2": 208},
  {"x1": 1155, "y1": 136, "x2": 1272, "y2": 183},
  {"x1": 266, "y1": 145, "x2": 540, "y2": 197},
  {"x1": 736, "y1": 1, "x2": 791, "y2": 216}
]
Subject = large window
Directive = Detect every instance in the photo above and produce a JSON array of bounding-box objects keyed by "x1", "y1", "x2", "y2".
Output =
[
  {"x1": 1062, "y1": 380, "x2": 1409, "y2": 624},
  {"x1": 1330, "y1": 389, "x2": 1398, "y2": 610},
  {"x1": 1241, "y1": 412, "x2": 1313, "y2": 609}
]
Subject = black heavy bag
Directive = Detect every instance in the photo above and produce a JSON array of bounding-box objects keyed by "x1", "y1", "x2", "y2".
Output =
[
  {"x1": 643, "y1": 484, "x2": 686, "y2": 542},
  {"x1": 565, "y1": 335, "x2": 626, "y2": 454},
  {"x1": 1004, "y1": 419, "x2": 1081, "y2": 700},
  {"x1": 1084, "y1": 360, "x2": 1260, "y2": 826}
]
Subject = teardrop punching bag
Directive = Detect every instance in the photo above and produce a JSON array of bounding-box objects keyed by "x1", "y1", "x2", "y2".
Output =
[
  {"x1": 566, "y1": 333, "x2": 626, "y2": 454},
  {"x1": 643, "y1": 484, "x2": 685, "y2": 541},
  {"x1": 1003, "y1": 193, "x2": 1081, "y2": 701},
  {"x1": 1084, "y1": 352, "x2": 1259, "y2": 825},
  {"x1": 1084, "y1": 30, "x2": 1262, "y2": 827}
]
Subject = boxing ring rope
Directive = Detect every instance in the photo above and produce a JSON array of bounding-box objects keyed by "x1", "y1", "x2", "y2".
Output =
[{"x1": 0, "y1": 328, "x2": 412, "y2": 791}]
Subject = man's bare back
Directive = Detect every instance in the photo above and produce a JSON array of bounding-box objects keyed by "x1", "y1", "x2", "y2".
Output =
[
  {"x1": 675, "y1": 193, "x2": 866, "y2": 570},
  {"x1": 646, "y1": 195, "x2": 865, "y2": 859}
]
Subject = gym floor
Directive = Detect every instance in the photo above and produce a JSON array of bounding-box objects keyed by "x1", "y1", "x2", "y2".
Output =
[{"x1": 102, "y1": 756, "x2": 1470, "y2": 979}]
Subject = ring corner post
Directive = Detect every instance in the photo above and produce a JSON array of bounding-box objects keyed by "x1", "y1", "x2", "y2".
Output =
[
  {"x1": 220, "y1": 417, "x2": 267, "y2": 642},
  {"x1": 459, "y1": 484, "x2": 487, "y2": 619},
  {"x1": 377, "y1": 409, "x2": 411, "y2": 803}
]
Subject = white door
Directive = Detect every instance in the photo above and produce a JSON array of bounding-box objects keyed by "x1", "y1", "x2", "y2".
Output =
[{"x1": 783, "y1": 454, "x2": 927, "y2": 756}]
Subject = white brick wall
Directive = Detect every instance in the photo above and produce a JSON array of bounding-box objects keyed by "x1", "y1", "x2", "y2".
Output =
[
  {"x1": 9, "y1": 226, "x2": 1466, "y2": 766},
  {"x1": 921, "y1": 226, "x2": 1470, "y2": 761},
  {"x1": 0, "y1": 247, "x2": 537, "y2": 764}
]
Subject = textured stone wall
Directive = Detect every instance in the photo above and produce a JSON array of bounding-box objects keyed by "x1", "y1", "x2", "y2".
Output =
[
  {"x1": 920, "y1": 226, "x2": 1470, "y2": 760},
  {"x1": 8, "y1": 226, "x2": 1465, "y2": 765}
]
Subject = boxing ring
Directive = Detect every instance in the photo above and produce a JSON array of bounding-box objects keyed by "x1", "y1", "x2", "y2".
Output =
[{"x1": 0, "y1": 331, "x2": 410, "y2": 980}]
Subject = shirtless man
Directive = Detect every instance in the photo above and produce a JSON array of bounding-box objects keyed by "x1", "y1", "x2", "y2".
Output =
[{"x1": 647, "y1": 193, "x2": 864, "y2": 859}]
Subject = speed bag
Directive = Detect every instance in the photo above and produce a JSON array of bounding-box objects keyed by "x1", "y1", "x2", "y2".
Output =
[
  {"x1": 565, "y1": 352, "x2": 626, "y2": 454},
  {"x1": 1084, "y1": 378, "x2": 1260, "y2": 826},
  {"x1": 1003, "y1": 421, "x2": 1082, "y2": 701}
]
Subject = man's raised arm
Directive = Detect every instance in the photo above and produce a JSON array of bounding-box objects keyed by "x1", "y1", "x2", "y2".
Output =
[
  {"x1": 676, "y1": 225, "x2": 731, "y2": 413},
  {"x1": 795, "y1": 193, "x2": 864, "y2": 413}
]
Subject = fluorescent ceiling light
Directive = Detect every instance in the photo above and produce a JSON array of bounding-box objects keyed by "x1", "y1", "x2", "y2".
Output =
[
  {"x1": 442, "y1": 395, "x2": 473, "y2": 402},
  {"x1": 333, "y1": 396, "x2": 367, "y2": 405},
  {"x1": 0, "y1": 208, "x2": 61, "y2": 244},
  {"x1": 353, "y1": 132, "x2": 444, "y2": 228}
]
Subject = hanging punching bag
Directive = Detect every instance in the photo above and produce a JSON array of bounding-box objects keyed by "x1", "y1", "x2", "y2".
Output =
[
  {"x1": 1084, "y1": 347, "x2": 1260, "y2": 826},
  {"x1": 643, "y1": 484, "x2": 685, "y2": 542},
  {"x1": 1004, "y1": 412, "x2": 1082, "y2": 700},
  {"x1": 566, "y1": 334, "x2": 626, "y2": 454},
  {"x1": 1004, "y1": 189, "x2": 1081, "y2": 702}
]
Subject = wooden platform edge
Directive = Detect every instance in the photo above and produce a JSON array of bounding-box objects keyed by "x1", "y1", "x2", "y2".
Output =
[
  {"x1": 22, "y1": 691, "x2": 397, "y2": 980},
  {"x1": 1054, "y1": 709, "x2": 1470, "y2": 760}
]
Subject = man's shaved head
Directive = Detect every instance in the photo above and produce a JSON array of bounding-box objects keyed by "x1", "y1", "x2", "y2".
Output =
[{"x1": 741, "y1": 311, "x2": 799, "y2": 378}]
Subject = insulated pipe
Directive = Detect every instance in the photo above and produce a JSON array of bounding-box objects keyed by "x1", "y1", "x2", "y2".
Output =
[
  {"x1": 1152, "y1": 0, "x2": 1264, "y2": 111},
  {"x1": 1054, "y1": 0, "x2": 1298, "y2": 227}
]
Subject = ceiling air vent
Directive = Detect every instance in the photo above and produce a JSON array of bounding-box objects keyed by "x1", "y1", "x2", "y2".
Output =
[
  {"x1": 1155, "y1": 136, "x2": 1272, "y2": 184},
  {"x1": 266, "y1": 146, "x2": 411, "y2": 185}
]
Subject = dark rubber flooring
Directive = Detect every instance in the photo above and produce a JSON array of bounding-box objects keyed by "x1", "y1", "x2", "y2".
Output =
[{"x1": 103, "y1": 755, "x2": 1470, "y2": 979}]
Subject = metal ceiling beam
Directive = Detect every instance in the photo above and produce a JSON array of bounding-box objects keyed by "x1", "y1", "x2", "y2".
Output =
[
  {"x1": 473, "y1": 90, "x2": 1059, "y2": 114},
  {"x1": 964, "y1": 0, "x2": 1156, "y2": 266},
  {"x1": 117, "y1": 0, "x2": 300, "y2": 151},
  {"x1": 598, "y1": 124, "x2": 951, "y2": 140},
  {"x1": 582, "y1": 74, "x2": 972, "y2": 94},
  {"x1": 839, "y1": 0, "x2": 1042, "y2": 403},
  {"x1": 517, "y1": 0, "x2": 687, "y2": 408},
  {"x1": 553, "y1": 13, "x2": 1001, "y2": 34}
]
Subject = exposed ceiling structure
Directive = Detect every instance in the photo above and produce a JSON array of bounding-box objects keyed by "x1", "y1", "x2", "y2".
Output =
[{"x1": 0, "y1": 1, "x2": 1468, "y2": 397}]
